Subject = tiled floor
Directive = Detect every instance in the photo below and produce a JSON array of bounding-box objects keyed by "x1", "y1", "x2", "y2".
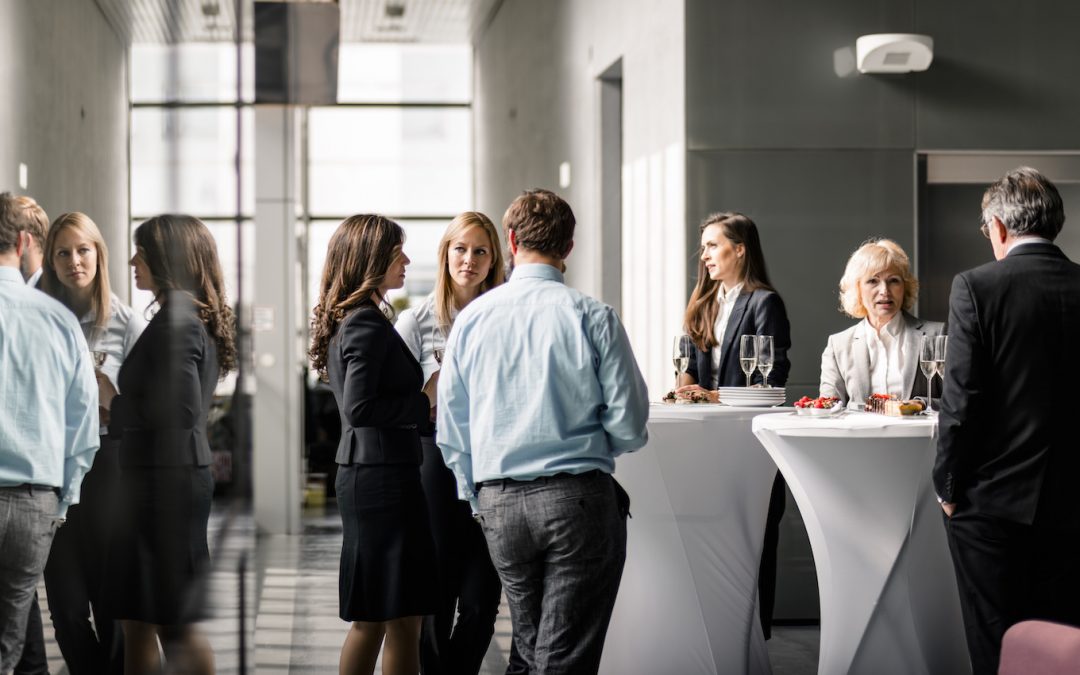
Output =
[{"x1": 34, "y1": 504, "x2": 817, "y2": 674}]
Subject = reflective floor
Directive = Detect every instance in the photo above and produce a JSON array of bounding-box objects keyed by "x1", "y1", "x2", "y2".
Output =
[{"x1": 35, "y1": 505, "x2": 817, "y2": 674}]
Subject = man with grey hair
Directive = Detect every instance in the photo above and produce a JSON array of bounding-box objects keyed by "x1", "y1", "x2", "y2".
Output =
[
  {"x1": 934, "y1": 167, "x2": 1080, "y2": 674},
  {"x1": 0, "y1": 191, "x2": 100, "y2": 673}
]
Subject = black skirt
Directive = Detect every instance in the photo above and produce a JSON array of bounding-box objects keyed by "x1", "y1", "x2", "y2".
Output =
[
  {"x1": 108, "y1": 465, "x2": 213, "y2": 625},
  {"x1": 336, "y1": 462, "x2": 438, "y2": 621}
]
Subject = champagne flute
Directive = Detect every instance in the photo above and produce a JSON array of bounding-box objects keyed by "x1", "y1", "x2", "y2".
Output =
[
  {"x1": 755, "y1": 335, "x2": 774, "y2": 388},
  {"x1": 673, "y1": 334, "x2": 693, "y2": 390},
  {"x1": 919, "y1": 334, "x2": 937, "y2": 412},
  {"x1": 739, "y1": 335, "x2": 757, "y2": 388},
  {"x1": 933, "y1": 335, "x2": 948, "y2": 399}
]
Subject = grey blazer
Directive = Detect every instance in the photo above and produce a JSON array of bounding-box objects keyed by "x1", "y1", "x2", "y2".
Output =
[{"x1": 819, "y1": 312, "x2": 945, "y2": 404}]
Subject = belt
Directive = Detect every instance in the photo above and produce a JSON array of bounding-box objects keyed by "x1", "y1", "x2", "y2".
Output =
[
  {"x1": 477, "y1": 469, "x2": 604, "y2": 491},
  {"x1": 0, "y1": 484, "x2": 61, "y2": 495}
]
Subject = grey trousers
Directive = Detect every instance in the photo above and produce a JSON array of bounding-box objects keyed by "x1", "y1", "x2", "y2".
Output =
[
  {"x1": 0, "y1": 486, "x2": 58, "y2": 674},
  {"x1": 477, "y1": 471, "x2": 626, "y2": 675}
]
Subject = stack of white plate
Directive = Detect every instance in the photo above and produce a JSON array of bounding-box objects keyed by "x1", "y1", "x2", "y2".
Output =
[{"x1": 716, "y1": 387, "x2": 786, "y2": 407}]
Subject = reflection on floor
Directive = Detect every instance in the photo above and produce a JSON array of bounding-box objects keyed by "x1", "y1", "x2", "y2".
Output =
[{"x1": 34, "y1": 504, "x2": 818, "y2": 674}]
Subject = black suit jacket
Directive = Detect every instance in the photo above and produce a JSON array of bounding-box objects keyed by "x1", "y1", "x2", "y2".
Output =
[
  {"x1": 329, "y1": 304, "x2": 430, "y2": 466},
  {"x1": 935, "y1": 243, "x2": 1080, "y2": 528},
  {"x1": 110, "y1": 293, "x2": 219, "y2": 467},
  {"x1": 685, "y1": 288, "x2": 792, "y2": 388}
]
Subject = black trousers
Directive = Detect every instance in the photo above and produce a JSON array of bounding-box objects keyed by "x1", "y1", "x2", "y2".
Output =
[
  {"x1": 758, "y1": 473, "x2": 786, "y2": 640},
  {"x1": 13, "y1": 593, "x2": 47, "y2": 675},
  {"x1": 43, "y1": 441, "x2": 123, "y2": 675},
  {"x1": 945, "y1": 508, "x2": 1080, "y2": 675},
  {"x1": 419, "y1": 437, "x2": 502, "y2": 675}
]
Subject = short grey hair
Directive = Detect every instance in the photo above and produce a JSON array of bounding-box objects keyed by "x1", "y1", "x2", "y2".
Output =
[{"x1": 981, "y1": 166, "x2": 1064, "y2": 240}]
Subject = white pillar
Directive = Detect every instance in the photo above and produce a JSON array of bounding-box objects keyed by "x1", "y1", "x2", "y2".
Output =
[{"x1": 253, "y1": 106, "x2": 303, "y2": 534}]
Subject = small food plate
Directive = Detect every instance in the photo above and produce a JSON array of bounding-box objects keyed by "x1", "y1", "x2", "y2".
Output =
[{"x1": 794, "y1": 403, "x2": 845, "y2": 417}]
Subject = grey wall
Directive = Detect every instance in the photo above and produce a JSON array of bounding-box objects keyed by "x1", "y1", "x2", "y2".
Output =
[
  {"x1": 0, "y1": 0, "x2": 129, "y2": 297},
  {"x1": 474, "y1": 0, "x2": 686, "y2": 396},
  {"x1": 686, "y1": 0, "x2": 1080, "y2": 401}
]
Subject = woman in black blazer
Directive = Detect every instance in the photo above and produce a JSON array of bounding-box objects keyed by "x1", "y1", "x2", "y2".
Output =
[
  {"x1": 100, "y1": 215, "x2": 236, "y2": 674},
  {"x1": 309, "y1": 215, "x2": 438, "y2": 675},
  {"x1": 675, "y1": 211, "x2": 791, "y2": 641}
]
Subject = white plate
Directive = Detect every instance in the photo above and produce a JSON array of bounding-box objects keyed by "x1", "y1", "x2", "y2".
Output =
[
  {"x1": 794, "y1": 405, "x2": 845, "y2": 417},
  {"x1": 720, "y1": 399, "x2": 785, "y2": 407}
]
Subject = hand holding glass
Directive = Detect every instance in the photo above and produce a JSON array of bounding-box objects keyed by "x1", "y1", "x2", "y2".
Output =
[
  {"x1": 432, "y1": 322, "x2": 446, "y2": 365},
  {"x1": 739, "y1": 335, "x2": 757, "y2": 388},
  {"x1": 755, "y1": 335, "x2": 774, "y2": 388}
]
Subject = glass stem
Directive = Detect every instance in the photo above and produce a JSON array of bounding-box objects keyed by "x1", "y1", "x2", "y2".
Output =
[{"x1": 926, "y1": 373, "x2": 934, "y2": 412}]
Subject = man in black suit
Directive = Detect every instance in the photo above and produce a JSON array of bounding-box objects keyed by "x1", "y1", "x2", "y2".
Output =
[{"x1": 935, "y1": 167, "x2": 1080, "y2": 674}]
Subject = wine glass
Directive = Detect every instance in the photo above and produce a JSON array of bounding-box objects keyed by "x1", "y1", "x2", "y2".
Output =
[
  {"x1": 86, "y1": 326, "x2": 107, "y2": 370},
  {"x1": 432, "y1": 322, "x2": 446, "y2": 365},
  {"x1": 933, "y1": 335, "x2": 948, "y2": 399},
  {"x1": 739, "y1": 335, "x2": 757, "y2": 388},
  {"x1": 755, "y1": 335, "x2": 774, "y2": 388},
  {"x1": 672, "y1": 334, "x2": 694, "y2": 390},
  {"x1": 919, "y1": 335, "x2": 938, "y2": 412}
]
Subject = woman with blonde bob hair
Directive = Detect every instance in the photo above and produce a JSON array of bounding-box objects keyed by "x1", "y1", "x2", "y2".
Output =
[
  {"x1": 820, "y1": 238, "x2": 944, "y2": 406},
  {"x1": 395, "y1": 211, "x2": 505, "y2": 675},
  {"x1": 310, "y1": 215, "x2": 439, "y2": 675},
  {"x1": 41, "y1": 212, "x2": 145, "y2": 673}
]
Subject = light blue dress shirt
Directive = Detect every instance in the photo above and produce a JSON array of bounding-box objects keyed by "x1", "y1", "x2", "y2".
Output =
[
  {"x1": 0, "y1": 266, "x2": 100, "y2": 517},
  {"x1": 437, "y1": 263, "x2": 649, "y2": 510}
]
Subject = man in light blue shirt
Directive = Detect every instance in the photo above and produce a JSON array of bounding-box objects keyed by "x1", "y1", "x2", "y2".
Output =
[
  {"x1": 437, "y1": 189, "x2": 648, "y2": 674},
  {"x1": 0, "y1": 192, "x2": 100, "y2": 673}
]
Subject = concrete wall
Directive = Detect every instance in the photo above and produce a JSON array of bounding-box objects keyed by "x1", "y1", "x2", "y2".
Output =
[
  {"x1": 0, "y1": 0, "x2": 129, "y2": 297},
  {"x1": 474, "y1": 0, "x2": 686, "y2": 396},
  {"x1": 686, "y1": 0, "x2": 1080, "y2": 401}
]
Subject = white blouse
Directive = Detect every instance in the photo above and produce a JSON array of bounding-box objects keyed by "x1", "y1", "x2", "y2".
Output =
[
  {"x1": 80, "y1": 293, "x2": 147, "y2": 433},
  {"x1": 394, "y1": 293, "x2": 455, "y2": 384},
  {"x1": 860, "y1": 312, "x2": 906, "y2": 398},
  {"x1": 709, "y1": 282, "x2": 743, "y2": 388}
]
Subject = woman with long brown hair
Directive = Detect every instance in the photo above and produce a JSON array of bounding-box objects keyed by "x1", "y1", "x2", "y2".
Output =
[
  {"x1": 675, "y1": 211, "x2": 791, "y2": 641},
  {"x1": 309, "y1": 214, "x2": 438, "y2": 675},
  {"x1": 394, "y1": 212, "x2": 505, "y2": 675},
  {"x1": 40, "y1": 212, "x2": 145, "y2": 674},
  {"x1": 98, "y1": 214, "x2": 236, "y2": 674}
]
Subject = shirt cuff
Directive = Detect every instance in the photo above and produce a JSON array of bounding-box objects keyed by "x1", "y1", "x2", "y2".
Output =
[{"x1": 56, "y1": 501, "x2": 70, "y2": 519}]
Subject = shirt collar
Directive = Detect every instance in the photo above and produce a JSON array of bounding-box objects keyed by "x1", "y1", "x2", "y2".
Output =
[
  {"x1": 1006, "y1": 236, "x2": 1053, "y2": 255},
  {"x1": 862, "y1": 312, "x2": 903, "y2": 341},
  {"x1": 26, "y1": 267, "x2": 43, "y2": 287},
  {"x1": 509, "y1": 263, "x2": 565, "y2": 284},
  {"x1": 717, "y1": 282, "x2": 743, "y2": 304},
  {"x1": 0, "y1": 266, "x2": 24, "y2": 284}
]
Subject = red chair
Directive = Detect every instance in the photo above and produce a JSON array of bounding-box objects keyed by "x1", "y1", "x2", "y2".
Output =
[{"x1": 999, "y1": 620, "x2": 1080, "y2": 674}]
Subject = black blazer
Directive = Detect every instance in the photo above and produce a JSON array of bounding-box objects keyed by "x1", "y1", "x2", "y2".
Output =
[
  {"x1": 935, "y1": 243, "x2": 1080, "y2": 528},
  {"x1": 685, "y1": 288, "x2": 792, "y2": 388},
  {"x1": 110, "y1": 293, "x2": 219, "y2": 467},
  {"x1": 329, "y1": 304, "x2": 430, "y2": 466}
]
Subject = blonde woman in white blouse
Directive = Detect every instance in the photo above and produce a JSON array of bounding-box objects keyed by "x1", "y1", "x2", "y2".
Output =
[
  {"x1": 395, "y1": 212, "x2": 506, "y2": 675},
  {"x1": 819, "y1": 238, "x2": 944, "y2": 406},
  {"x1": 39, "y1": 211, "x2": 145, "y2": 673}
]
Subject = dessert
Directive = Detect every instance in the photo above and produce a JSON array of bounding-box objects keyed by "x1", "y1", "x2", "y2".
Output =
[
  {"x1": 662, "y1": 389, "x2": 713, "y2": 404},
  {"x1": 794, "y1": 396, "x2": 840, "y2": 409},
  {"x1": 865, "y1": 394, "x2": 926, "y2": 416}
]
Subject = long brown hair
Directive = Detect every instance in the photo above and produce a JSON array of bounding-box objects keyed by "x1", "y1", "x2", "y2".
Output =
[
  {"x1": 684, "y1": 212, "x2": 775, "y2": 352},
  {"x1": 134, "y1": 215, "x2": 237, "y2": 374},
  {"x1": 41, "y1": 212, "x2": 111, "y2": 334},
  {"x1": 433, "y1": 212, "x2": 505, "y2": 331},
  {"x1": 309, "y1": 214, "x2": 405, "y2": 380}
]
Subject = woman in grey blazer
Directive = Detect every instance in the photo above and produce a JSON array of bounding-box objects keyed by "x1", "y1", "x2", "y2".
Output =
[{"x1": 820, "y1": 239, "x2": 944, "y2": 406}]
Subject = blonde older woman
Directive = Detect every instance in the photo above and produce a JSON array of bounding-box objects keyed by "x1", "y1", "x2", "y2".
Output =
[{"x1": 820, "y1": 239, "x2": 944, "y2": 406}]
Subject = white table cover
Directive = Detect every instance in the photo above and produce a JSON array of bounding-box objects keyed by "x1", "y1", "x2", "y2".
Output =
[
  {"x1": 601, "y1": 404, "x2": 784, "y2": 675},
  {"x1": 752, "y1": 412, "x2": 970, "y2": 675}
]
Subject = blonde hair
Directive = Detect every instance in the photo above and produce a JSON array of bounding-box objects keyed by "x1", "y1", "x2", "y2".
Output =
[
  {"x1": 41, "y1": 212, "x2": 111, "y2": 334},
  {"x1": 433, "y1": 212, "x2": 505, "y2": 331},
  {"x1": 838, "y1": 238, "x2": 918, "y2": 319}
]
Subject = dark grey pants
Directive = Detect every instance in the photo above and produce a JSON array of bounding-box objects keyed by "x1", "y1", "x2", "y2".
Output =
[
  {"x1": 477, "y1": 471, "x2": 626, "y2": 675},
  {"x1": 0, "y1": 486, "x2": 59, "y2": 673}
]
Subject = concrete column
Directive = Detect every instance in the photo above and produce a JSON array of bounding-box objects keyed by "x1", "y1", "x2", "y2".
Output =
[{"x1": 253, "y1": 106, "x2": 303, "y2": 534}]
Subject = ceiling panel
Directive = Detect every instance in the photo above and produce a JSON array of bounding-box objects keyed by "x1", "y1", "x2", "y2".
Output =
[{"x1": 95, "y1": 0, "x2": 501, "y2": 45}]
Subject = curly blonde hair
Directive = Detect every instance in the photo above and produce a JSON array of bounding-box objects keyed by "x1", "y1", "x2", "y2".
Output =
[{"x1": 838, "y1": 238, "x2": 918, "y2": 319}]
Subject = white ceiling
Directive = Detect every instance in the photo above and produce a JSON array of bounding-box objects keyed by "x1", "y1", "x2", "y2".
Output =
[{"x1": 94, "y1": 0, "x2": 502, "y2": 44}]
